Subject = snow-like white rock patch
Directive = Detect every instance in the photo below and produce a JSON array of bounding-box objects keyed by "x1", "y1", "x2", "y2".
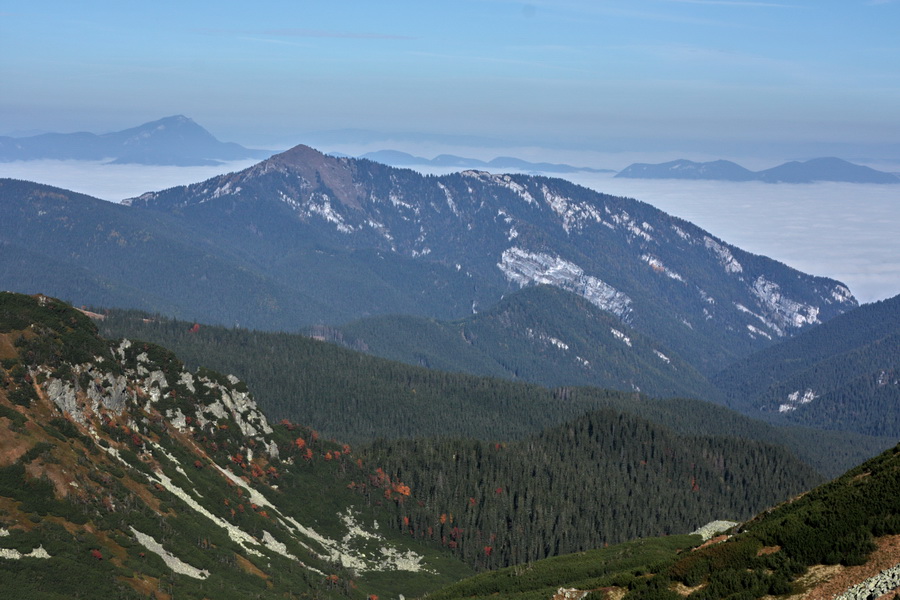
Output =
[
  {"x1": 210, "y1": 462, "x2": 274, "y2": 511},
  {"x1": 499, "y1": 247, "x2": 633, "y2": 320},
  {"x1": 306, "y1": 194, "x2": 354, "y2": 233},
  {"x1": 178, "y1": 372, "x2": 196, "y2": 393},
  {"x1": 704, "y1": 237, "x2": 743, "y2": 273},
  {"x1": 779, "y1": 389, "x2": 818, "y2": 413},
  {"x1": 671, "y1": 224, "x2": 693, "y2": 242},
  {"x1": 130, "y1": 527, "x2": 209, "y2": 579},
  {"x1": 540, "y1": 184, "x2": 604, "y2": 232},
  {"x1": 0, "y1": 545, "x2": 50, "y2": 560},
  {"x1": 610, "y1": 328, "x2": 632, "y2": 347},
  {"x1": 641, "y1": 254, "x2": 685, "y2": 282},
  {"x1": 746, "y1": 325, "x2": 773, "y2": 340},
  {"x1": 751, "y1": 276, "x2": 821, "y2": 333},
  {"x1": 550, "y1": 337, "x2": 569, "y2": 350},
  {"x1": 150, "y1": 470, "x2": 263, "y2": 557},
  {"x1": 280, "y1": 510, "x2": 429, "y2": 574},
  {"x1": 262, "y1": 530, "x2": 298, "y2": 561},
  {"x1": 691, "y1": 520, "x2": 738, "y2": 541}
]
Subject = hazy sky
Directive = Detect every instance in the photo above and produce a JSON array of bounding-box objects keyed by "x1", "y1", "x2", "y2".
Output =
[{"x1": 3, "y1": 1, "x2": 900, "y2": 159}]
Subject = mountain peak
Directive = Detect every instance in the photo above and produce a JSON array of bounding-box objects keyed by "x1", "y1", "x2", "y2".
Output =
[
  {"x1": 266, "y1": 143, "x2": 329, "y2": 168},
  {"x1": 256, "y1": 144, "x2": 365, "y2": 209},
  {"x1": 0, "y1": 116, "x2": 270, "y2": 166}
]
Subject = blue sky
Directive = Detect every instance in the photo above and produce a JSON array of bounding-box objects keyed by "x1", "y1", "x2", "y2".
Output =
[{"x1": 3, "y1": 1, "x2": 900, "y2": 159}]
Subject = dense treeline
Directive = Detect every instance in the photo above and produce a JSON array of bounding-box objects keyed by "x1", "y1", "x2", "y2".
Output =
[
  {"x1": 425, "y1": 443, "x2": 900, "y2": 600},
  {"x1": 327, "y1": 285, "x2": 722, "y2": 401},
  {"x1": 357, "y1": 409, "x2": 822, "y2": 571},
  {"x1": 98, "y1": 309, "x2": 671, "y2": 444},
  {"x1": 714, "y1": 294, "x2": 900, "y2": 436},
  {"x1": 621, "y1": 443, "x2": 900, "y2": 600},
  {"x1": 97, "y1": 309, "x2": 892, "y2": 477}
]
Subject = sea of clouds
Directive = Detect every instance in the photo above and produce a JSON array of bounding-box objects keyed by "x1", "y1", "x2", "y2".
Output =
[{"x1": 1, "y1": 160, "x2": 896, "y2": 304}]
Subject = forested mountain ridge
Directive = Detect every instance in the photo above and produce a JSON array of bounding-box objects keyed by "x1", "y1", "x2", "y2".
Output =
[
  {"x1": 429, "y1": 442, "x2": 900, "y2": 600},
  {"x1": 0, "y1": 178, "x2": 328, "y2": 328},
  {"x1": 714, "y1": 293, "x2": 900, "y2": 437},
  {"x1": 0, "y1": 292, "x2": 828, "y2": 595},
  {"x1": 361, "y1": 409, "x2": 823, "y2": 570},
  {"x1": 120, "y1": 143, "x2": 855, "y2": 373},
  {"x1": 0, "y1": 292, "x2": 473, "y2": 599},
  {"x1": 1, "y1": 142, "x2": 857, "y2": 376},
  {"x1": 96, "y1": 306, "x2": 894, "y2": 478},
  {"x1": 322, "y1": 285, "x2": 722, "y2": 401}
]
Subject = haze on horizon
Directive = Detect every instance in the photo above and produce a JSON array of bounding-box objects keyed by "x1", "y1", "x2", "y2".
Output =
[
  {"x1": 2, "y1": 1, "x2": 900, "y2": 163},
  {"x1": 2, "y1": 1, "x2": 899, "y2": 304}
]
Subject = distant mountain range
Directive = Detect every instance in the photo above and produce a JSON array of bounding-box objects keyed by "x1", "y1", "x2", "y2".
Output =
[
  {"x1": 616, "y1": 156, "x2": 900, "y2": 183},
  {"x1": 0, "y1": 144, "x2": 858, "y2": 378},
  {"x1": 0, "y1": 115, "x2": 271, "y2": 166},
  {"x1": 357, "y1": 149, "x2": 614, "y2": 174}
]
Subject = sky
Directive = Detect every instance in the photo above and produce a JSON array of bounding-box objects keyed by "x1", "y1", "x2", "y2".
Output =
[
  {"x1": 1, "y1": 0, "x2": 899, "y2": 303},
  {"x1": 3, "y1": 1, "x2": 900, "y2": 162}
]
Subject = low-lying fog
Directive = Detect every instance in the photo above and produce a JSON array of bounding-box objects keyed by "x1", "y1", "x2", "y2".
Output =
[{"x1": 1, "y1": 160, "x2": 896, "y2": 304}]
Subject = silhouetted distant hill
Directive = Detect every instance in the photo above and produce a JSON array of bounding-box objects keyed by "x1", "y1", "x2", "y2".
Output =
[
  {"x1": 617, "y1": 156, "x2": 899, "y2": 183},
  {"x1": 0, "y1": 115, "x2": 271, "y2": 166},
  {"x1": 359, "y1": 149, "x2": 613, "y2": 173}
]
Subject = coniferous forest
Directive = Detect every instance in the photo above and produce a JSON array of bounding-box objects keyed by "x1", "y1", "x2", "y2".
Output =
[{"x1": 95, "y1": 307, "x2": 859, "y2": 575}]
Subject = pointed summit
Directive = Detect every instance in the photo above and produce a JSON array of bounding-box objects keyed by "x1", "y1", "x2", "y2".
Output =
[{"x1": 0, "y1": 116, "x2": 271, "y2": 165}]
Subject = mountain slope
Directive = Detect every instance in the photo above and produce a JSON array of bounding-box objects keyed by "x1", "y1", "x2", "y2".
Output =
[
  {"x1": 0, "y1": 115, "x2": 270, "y2": 165},
  {"x1": 0, "y1": 293, "x2": 840, "y2": 598},
  {"x1": 362, "y1": 409, "x2": 823, "y2": 570},
  {"x1": 329, "y1": 285, "x2": 722, "y2": 401},
  {"x1": 0, "y1": 292, "x2": 472, "y2": 599},
  {"x1": 122, "y1": 144, "x2": 857, "y2": 373},
  {"x1": 429, "y1": 442, "x2": 900, "y2": 600},
  {"x1": 713, "y1": 294, "x2": 900, "y2": 437},
  {"x1": 96, "y1": 308, "x2": 894, "y2": 478},
  {"x1": 0, "y1": 178, "x2": 343, "y2": 327},
  {"x1": 616, "y1": 156, "x2": 900, "y2": 183}
]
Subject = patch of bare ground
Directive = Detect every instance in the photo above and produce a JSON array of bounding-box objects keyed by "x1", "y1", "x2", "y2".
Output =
[
  {"x1": 672, "y1": 581, "x2": 704, "y2": 597},
  {"x1": 601, "y1": 587, "x2": 627, "y2": 600},
  {"x1": 0, "y1": 334, "x2": 17, "y2": 360},
  {"x1": 76, "y1": 308, "x2": 105, "y2": 320},
  {"x1": 120, "y1": 574, "x2": 164, "y2": 599},
  {"x1": 0, "y1": 423, "x2": 31, "y2": 465},
  {"x1": 693, "y1": 534, "x2": 729, "y2": 551},
  {"x1": 24, "y1": 460, "x2": 74, "y2": 498},
  {"x1": 236, "y1": 553, "x2": 269, "y2": 580},
  {"x1": 758, "y1": 545, "x2": 781, "y2": 556},
  {"x1": 775, "y1": 535, "x2": 900, "y2": 600}
]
